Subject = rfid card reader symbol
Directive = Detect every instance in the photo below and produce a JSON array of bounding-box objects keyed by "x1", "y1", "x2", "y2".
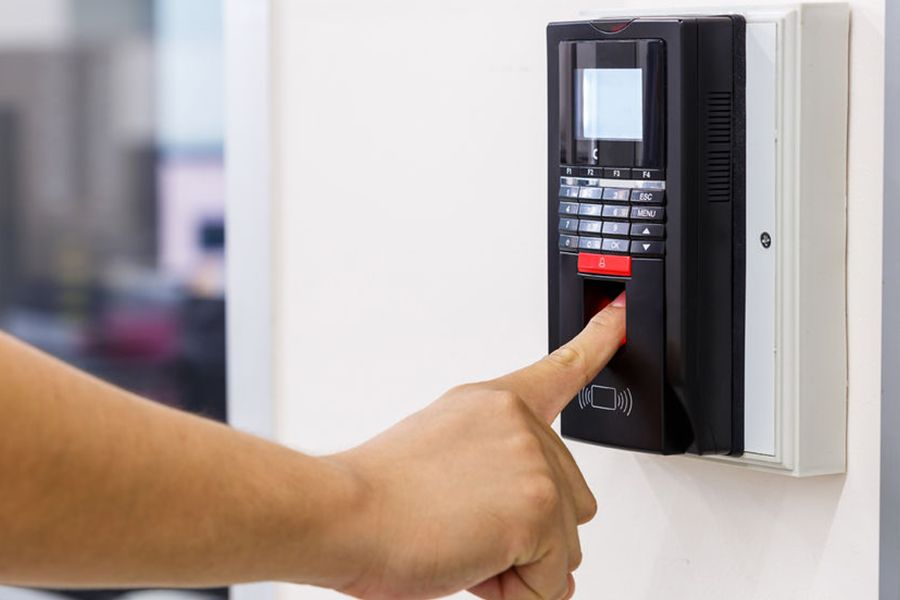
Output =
[{"x1": 577, "y1": 385, "x2": 633, "y2": 416}]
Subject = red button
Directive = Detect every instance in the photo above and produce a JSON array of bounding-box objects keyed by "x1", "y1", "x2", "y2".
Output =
[{"x1": 577, "y1": 253, "x2": 632, "y2": 277}]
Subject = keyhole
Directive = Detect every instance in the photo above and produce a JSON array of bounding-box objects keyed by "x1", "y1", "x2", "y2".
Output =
[{"x1": 760, "y1": 232, "x2": 772, "y2": 249}]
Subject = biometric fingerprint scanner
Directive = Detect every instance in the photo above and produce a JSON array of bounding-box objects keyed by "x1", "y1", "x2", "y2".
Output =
[
  {"x1": 550, "y1": 15, "x2": 744, "y2": 455},
  {"x1": 583, "y1": 282, "x2": 627, "y2": 345},
  {"x1": 549, "y1": 4, "x2": 849, "y2": 474}
]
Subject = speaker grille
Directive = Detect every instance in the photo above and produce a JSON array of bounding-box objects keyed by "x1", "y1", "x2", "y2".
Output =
[{"x1": 705, "y1": 91, "x2": 733, "y2": 202}]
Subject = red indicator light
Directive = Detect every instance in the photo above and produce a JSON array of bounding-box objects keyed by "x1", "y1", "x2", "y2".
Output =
[{"x1": 591, "y1": 19, "x2": 635, "y2": 34}]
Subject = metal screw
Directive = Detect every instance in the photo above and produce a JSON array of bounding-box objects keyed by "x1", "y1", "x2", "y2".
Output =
[{"x1": 760, "y1": 232, "x2": 772, "y2": 249}]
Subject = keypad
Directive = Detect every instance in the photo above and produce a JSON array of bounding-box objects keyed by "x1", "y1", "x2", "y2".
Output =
[{"x1": 557, "y1": 166, "x2": 667, "y2": 259}]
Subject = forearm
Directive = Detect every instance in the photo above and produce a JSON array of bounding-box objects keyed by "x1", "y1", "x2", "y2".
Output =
[{"x1": 0, "y1": 332, "x2": 364, "y2": 589}]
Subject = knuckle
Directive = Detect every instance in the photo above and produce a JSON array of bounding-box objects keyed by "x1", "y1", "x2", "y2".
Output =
[
  {"x1": 569, "y1": 547, "x2": 584, "y2": 572},
  {"x1": 547, "y1": 344, "x2": 590, "y2": 389},
  {"x1": 522, "y1": 475, "x2": 561, "y2": 515},
  {"x1": 492, "y1": 389, "x2": 525, "y2": 414},
  {"x1": 445, "y1": 382, "x2": 477, "y2": 398},
  {"x1": 510, "y1": 431, "x2": 543, "y2": 457},
  {"x1": 505, "y1": 527, "x2": 540, "y2": 565},
  {"x1": 550, "y1": 576, "x2": 571, "y2": 600},
  {"x1": 581, "y1": 493, "x2": 599, "y2": 523},
  {"x1": 548, "y1": 344, "x2": 587, "y2": 372}
]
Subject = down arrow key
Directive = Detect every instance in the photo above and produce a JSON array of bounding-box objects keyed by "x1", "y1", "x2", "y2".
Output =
[{"x1": 630, "y1": 240, "x2": 665, "y2": 256}]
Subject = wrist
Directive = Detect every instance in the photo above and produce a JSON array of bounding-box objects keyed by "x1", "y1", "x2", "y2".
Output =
[
  {"x1": 286, "y1": 450, "x2": 379, "y2": 593},
  {"x1": 241, "y1": 443, "x2": 375, "y2": 590},
  {"x1": 314, "y1": 450, "x2": 382, "y2": 595}
]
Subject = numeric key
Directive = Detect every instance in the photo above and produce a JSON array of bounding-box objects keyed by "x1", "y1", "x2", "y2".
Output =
[
  {"x1": 578, "y1": 203, "x2": 603, "y2": 217},
  {"x1": 602, "y1": 221, "x2": 629, "y2": 237},
  {"x1": 578, "y1": 187, "x2": 604, "y2": 200},
  {"x1": 559, "y1": 201, "x2": 579, "y2": 216},
  {"x1": 559, "y1": 235, "x2": 579, "y2": 251},
  {"x1": 602, "y1": 205, "x2": 629, "y2": 219},
  {"x1": 559, "y1": 185, "x2": 580, "y2": 199},
  {"x1": 578, "y1": 237, "x2": 602, "y2": 251},
  {"x1": 559, "y1": 217, "x2": 579, "y2": 232},
  {"x1": 602, "y1": 188, "x2": 630, "y2": 202},
  {"x1": 578, "y1": 220, "x2": 603, "y2": 234}
]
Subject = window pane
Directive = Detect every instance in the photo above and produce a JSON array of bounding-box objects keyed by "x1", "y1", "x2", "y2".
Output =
[{"x1": 0, "y1": 1, "x2": 227, "y2": 597}]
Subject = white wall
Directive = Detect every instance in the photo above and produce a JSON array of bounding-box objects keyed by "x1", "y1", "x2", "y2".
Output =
[{"x1": 272, "y1": 1, "x2": 884, "y2": 598}]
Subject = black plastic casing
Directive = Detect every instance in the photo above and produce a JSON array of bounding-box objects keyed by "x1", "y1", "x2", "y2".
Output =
[{"x1": 547, "y1": 16, "x2": 746, "y2": 455}]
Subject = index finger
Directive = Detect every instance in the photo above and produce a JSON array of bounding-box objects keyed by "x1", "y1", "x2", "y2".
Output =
[{"x1": 494, "y1": 293, "x2": 626, "y2": 423}]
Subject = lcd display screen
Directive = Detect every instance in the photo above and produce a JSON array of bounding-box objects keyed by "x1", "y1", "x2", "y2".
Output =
[{"x1": 575, "y1": 68, "x2": 644, "y2": 141}]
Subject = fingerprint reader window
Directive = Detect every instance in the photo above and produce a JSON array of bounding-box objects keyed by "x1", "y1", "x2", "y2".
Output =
[{"x1": 590, "y1": 385, "x2": 617, "y2": 410}]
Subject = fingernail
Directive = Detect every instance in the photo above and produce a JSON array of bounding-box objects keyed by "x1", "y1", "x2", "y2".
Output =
[{"x1": 611, "y1": 292, "x2": 627, "y2": 308}]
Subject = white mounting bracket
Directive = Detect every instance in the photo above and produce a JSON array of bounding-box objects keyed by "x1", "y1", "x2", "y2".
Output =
[
  {"x1": 578, "y1": 4, "x2": 850, "y2": 476},
  {"x1": 723, "y1": 3, "x2": 848, "y2": 476}
]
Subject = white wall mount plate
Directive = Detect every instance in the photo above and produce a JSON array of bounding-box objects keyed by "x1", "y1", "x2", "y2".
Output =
[
  {"x1": 721, "y1": 3, "x2": 849, "y2": 476},
  {"x1": 576, "y1": 4, "x2": 850, "y2": 476}
]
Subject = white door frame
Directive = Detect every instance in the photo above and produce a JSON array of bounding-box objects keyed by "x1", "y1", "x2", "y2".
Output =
[
  {"x1": 881, "y1": 0, "x2": 899, "y2": 596},
  {"x1": 225, "y1": 1, "x2": 277, "y2": 599}
]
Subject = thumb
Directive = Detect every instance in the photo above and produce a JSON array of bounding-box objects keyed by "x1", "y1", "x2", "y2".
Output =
[{"x1": 493, "y1": 293, "x2": 626, "y2": 423}]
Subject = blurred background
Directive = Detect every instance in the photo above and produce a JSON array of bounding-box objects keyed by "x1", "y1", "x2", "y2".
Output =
[{"x1": 0, "y1": 0, "x2": 227, "y2": 598}]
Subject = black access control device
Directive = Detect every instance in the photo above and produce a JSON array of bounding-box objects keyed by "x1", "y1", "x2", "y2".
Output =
[{"x1": 547, "y1": 16, "x2": 746, "y2": 455}]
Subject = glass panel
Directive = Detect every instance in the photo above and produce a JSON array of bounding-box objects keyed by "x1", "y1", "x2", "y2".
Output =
[{"x1": 0, "y1": 0, "x2": 227, "y2": 597}]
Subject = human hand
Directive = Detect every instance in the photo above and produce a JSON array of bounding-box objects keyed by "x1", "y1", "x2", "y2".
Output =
[{"x1": 326, "y1": 294, "x2": 626, "y2": 600}]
